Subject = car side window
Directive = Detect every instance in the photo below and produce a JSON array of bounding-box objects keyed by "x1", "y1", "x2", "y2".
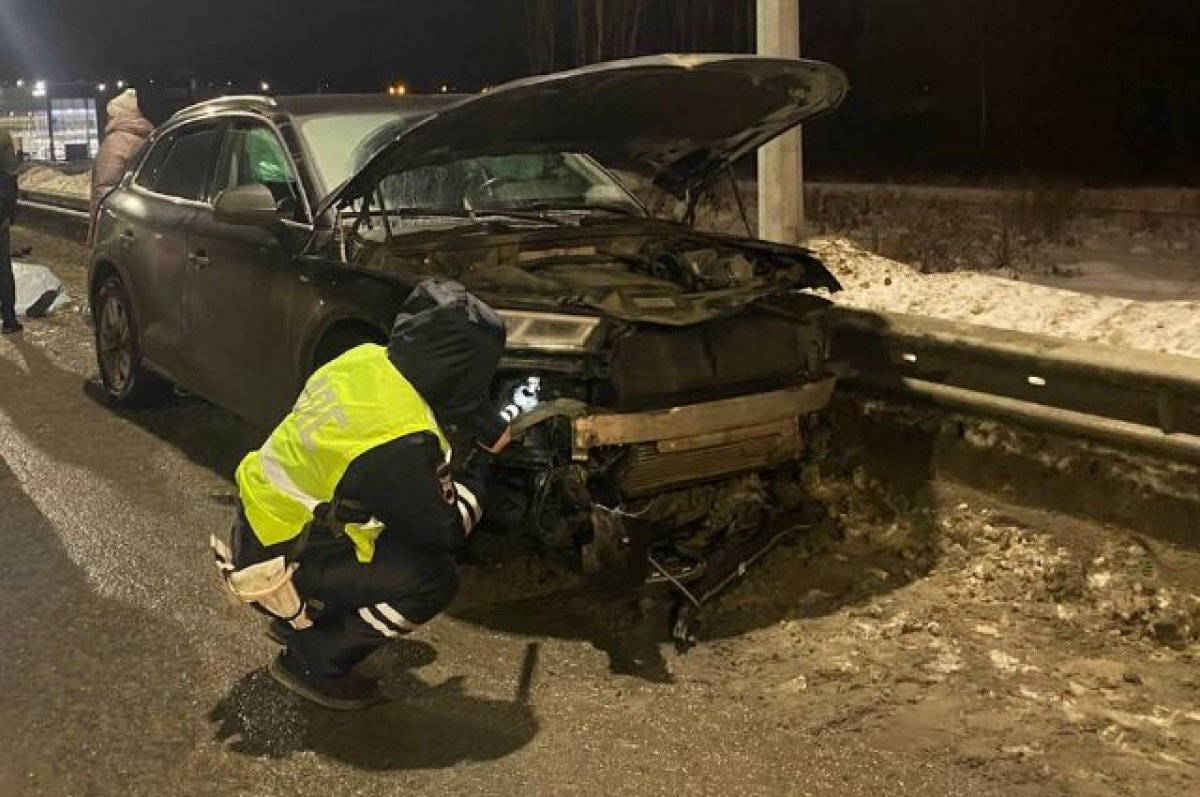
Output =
[
  {"x1": 133, "y1": 135, "x2": 172, "y2": 191},
  {"x1": 135, "y1": 123, "x2": 221, "y2": 202},
  {"x1": 213, "y1": 122, "x2": 305, "y2": 222}
]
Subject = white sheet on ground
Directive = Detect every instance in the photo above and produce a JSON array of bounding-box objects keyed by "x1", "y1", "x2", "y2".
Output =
[{"x1": 12, "y1": 261, "x2": 71, "y2": 316}]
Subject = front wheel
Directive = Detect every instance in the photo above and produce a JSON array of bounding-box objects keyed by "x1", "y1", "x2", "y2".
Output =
[{"x1": 95, "y1": 276, "x2": 169, "y2": 407}]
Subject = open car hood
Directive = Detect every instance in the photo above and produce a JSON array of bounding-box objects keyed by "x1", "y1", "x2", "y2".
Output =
[{"x1": 315, "y1": 53, "x2": 849, "y2": 217}]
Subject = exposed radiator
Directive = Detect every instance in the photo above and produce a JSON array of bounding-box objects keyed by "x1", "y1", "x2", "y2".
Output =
[{"x1": 616, "y1": 426, "x2": 804, "y2": 497}]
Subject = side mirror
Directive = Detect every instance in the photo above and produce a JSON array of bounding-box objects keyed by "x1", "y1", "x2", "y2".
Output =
[{"x1": 213, "y1": 184, "x2": 279, "y2": 227}]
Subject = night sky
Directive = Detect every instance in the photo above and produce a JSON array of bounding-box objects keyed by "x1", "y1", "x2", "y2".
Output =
[
  {"x1": 2, "y1": 1, "x2": 1197, "y2": 184},
  {"x1": 0, "y1": 0, "x2": 526, "y2": 90}
]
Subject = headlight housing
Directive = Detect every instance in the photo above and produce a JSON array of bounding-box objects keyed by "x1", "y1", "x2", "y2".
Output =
[{"x1": 498, "y1": 310, "x2": 602, "y2": 353}]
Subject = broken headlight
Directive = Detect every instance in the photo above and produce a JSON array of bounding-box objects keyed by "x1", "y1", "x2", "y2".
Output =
[{"x1": 498, "y1": 310, "x2": 601, "y2": 353}]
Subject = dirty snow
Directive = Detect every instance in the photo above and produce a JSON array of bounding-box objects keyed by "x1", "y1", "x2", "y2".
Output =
[
  {"x1": 812, "y1": 237, "x2": 1200, "y2": 360},
  {"x1": 699, "y1": 472, "x2": 1200, "y2": 796},
  {"x1": 18, "y1": 165, "x2": 91, "y2": 199}
]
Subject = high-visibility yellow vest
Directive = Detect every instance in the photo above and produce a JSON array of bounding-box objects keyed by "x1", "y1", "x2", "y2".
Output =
[{"x1": 236, "y1": 344, "x2": 448, "y2": 563}]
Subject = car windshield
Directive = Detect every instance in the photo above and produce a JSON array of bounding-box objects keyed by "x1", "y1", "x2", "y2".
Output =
[
  {"x1": 375, "y1": 153, "x2": 643, "y2": 219},
  {"x1": 297, "y1": 111, "x2": 411, "y2": 192},
  {"x1": 296, "y1": 110, "x2": 645, "y2": 222}
]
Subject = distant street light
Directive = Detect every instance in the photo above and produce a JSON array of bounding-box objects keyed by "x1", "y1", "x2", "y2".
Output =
[
  {"x1": 260, "y1": 81, "x2": 271, "y2": 92},
  {"x1": 15, "y1": 79, "x2": 25, "y2": 88},
  {"x1": 31, "y1": 80, "x2": 47, "y2": 98},
  {"x1": 97, "y1": 82, "x2": 108, "y2": 92},
  {"x1": 116, "y1": 79, "x2": 126, "y2": 90},
  {"x1": 440, "y1": 84, "x2": 449, "y2": 93}
]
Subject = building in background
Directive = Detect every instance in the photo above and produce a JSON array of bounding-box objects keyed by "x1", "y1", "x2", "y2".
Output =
[{"x1": 0, "y1": 82, "x2": 100, "y2": 162}]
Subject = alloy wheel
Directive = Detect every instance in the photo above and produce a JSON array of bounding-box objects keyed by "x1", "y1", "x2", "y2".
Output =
[{"x1": 98, "y1": 295, "x2": 133, "y2": 393}]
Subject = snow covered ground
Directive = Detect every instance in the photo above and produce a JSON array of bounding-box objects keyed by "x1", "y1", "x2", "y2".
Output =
[
  {"x1": 17, "y1": 165, "x2": 92, "y2": 199},
  {"x1": 811, "y1": 237, "x2": 1200, "y2": 360}
]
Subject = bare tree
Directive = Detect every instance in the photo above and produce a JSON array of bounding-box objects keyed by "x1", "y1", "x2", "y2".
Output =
[
  {"x1": 594, "y1": 0, "x2": 606, "y2": 61},
  {"x1": 522, "y1": 0, "x2": 558, "y2": 74},
  {"x1": 575, "y1": 1, "x2": 588, "y2": 64},
  {"x1": 522, "y1": 0, "x2": 741, "y2": 75}
]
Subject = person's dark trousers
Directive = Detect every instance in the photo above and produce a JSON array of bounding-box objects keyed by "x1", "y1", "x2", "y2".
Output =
[
  {"x1": 231, "y1": 504, "x2": 460, "y2": 678},
  {"x1": 0, "y1": 227, "x2": 17, "y2": 326}
]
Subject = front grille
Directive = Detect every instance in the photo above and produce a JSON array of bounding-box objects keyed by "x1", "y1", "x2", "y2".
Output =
[
  {"x1": 617, "y1": 429, "x2": 804, "y2": 497},
  {"x1": 610, "y1": 314, "x2": 825, "y2": 407}
]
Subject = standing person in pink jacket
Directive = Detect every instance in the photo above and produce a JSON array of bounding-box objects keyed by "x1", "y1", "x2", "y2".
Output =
[{"x1": 89, "y1": 89, "x2": 154, "y2": 238}]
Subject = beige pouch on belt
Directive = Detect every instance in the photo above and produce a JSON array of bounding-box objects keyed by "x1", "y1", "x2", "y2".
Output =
[
  {"x1": 211, "y1": 534, "x2": 313, "y2": 630},
  {"x1": 228, "y1": 557, "x2": 313, "y2": 630}
]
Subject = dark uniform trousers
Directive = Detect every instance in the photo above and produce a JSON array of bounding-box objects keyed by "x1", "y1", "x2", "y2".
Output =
[{"x1": 231, "y1": 503, "x2": 459, "y2": 678}]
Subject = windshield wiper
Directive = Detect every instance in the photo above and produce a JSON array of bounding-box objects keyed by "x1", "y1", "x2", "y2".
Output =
[
  {"x1": 389, "y1": 207, "x2": 570, "y2": 228},
  {"x1": 470, "y1": 209, "x2": 571, "y2": 227},
  {"x1": 509, "y1": 200, "x2": 647, "y2": 219}
]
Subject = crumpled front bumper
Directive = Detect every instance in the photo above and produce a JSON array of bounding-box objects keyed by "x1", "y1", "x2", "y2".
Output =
[{"x1": 570, "y1": 377, "x2": 838, "y2": 496}]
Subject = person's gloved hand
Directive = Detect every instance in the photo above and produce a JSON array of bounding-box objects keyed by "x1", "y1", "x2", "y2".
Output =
[
  {"x1": 507, "y1": 399, "x2": 588, "y2": 441},
  {"x1": 483, "y1": 426, "x2": 512, "y2": 455}
]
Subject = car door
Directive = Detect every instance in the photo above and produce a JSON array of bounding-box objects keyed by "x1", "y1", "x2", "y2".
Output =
[
  {"x1": 184, "y1": 117, "x2": 312, "y2": 424},
  {"x1": 119, "y1": 120, "x2": 222, "y2": 380}
]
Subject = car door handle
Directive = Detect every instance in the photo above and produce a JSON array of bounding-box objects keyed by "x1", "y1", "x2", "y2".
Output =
[{"x1": 188, "y1": 250, "x2": 211, "y2": 269}]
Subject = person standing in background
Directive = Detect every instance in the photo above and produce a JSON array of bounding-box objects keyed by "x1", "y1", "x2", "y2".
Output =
[
  {"x1": 89, "y1": 89, "x2": 154, "y2": 238},
  {"x1": 0, "y1": 129, "x2": 21, "y2": 334}
]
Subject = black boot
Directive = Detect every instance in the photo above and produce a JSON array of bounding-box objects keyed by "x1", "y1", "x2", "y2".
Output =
[
  {"x1": 268, "y1": 651, "x2": 381, "y2": 711},
  {"x1": 1, "y1": 318, "x2": 21, "y2": 334},
  {"x1": 266, "y1": 619, "x2": 294, "y2": 646}
]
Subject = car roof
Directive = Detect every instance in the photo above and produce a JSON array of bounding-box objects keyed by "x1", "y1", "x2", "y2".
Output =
[
  {"x1": 277, "y1": 93, "x2": 467, "y2": 117},
  {"x1": 167, "y1": 93, "x2": 467, "y2": 125}
]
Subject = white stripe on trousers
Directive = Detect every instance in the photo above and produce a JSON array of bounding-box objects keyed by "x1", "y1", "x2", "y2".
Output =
[
  {"x1": 358, "y1": 606, "x2": 401, "y2": 638},
  {"x1": 454, "y1": 482, "x2": 481, "y2": 523},
  {"x1": 374, "y1": 602, "x2": 414, "y2": 631},
  {"x1": 457, "y1": 503, "x2": 475, "y2": 533}
]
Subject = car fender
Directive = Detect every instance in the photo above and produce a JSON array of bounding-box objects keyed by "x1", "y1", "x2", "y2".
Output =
[{"x1": 292, "y1": 267, "x2": 412, "y2": 387}]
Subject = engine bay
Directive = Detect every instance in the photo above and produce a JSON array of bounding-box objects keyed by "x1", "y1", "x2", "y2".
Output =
[{"x1": 351, "y1": 222, "x2": 838, "y2": 325}]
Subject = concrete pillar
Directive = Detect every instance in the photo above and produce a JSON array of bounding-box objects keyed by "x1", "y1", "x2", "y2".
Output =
[{"x1": 757, "y1": 0, "x2": 803, "y2": 244}]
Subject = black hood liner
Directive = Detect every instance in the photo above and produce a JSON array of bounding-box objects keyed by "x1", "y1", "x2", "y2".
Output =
[{"x1": 317, "y1": 54, "x2": 849, "y2": 216}]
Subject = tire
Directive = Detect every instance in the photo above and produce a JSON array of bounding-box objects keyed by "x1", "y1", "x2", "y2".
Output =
[
  {"x1": 94, "y1": 276, "x2": 170, "y2": 407},
  {"x1": 312, "y1": 326, "x2": 381, "y2": 373}
]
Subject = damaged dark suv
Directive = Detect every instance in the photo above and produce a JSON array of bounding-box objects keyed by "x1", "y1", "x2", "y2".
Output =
[{"x1": 89, "y1": 54, "x2": 849, "y2": 632}]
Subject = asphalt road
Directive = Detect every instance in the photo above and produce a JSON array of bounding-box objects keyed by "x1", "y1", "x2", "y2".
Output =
[
  {"x1": 5, "y1": 226, "x2": 1196, "y2": 797},
  {"x1": 0, "y1": 231, "x2": 1009, "y2": 797}
]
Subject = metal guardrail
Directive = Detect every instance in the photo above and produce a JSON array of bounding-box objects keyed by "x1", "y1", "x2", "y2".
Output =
[
  {"x1": 16, "y1": 192, "x2": 90, "y2": 242},
  {"x1": 18, "y1": 195, "x2": 90, "y2": 221},
  {"x1": 18, "y1": 190, "x2": 1200, "y2": 463},
  {"x1": 828, "y1": 307, "x2": 1200, "y2": 465}
]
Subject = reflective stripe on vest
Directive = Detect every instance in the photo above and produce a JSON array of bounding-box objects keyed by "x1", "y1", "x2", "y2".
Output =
[{"x1": 235, "y1": 343, "x2": 448, "y2": 563}]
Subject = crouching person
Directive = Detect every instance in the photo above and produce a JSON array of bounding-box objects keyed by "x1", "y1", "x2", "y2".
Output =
[{"x1": 213, "y1": 279, "x2": 510, "y2": 710}]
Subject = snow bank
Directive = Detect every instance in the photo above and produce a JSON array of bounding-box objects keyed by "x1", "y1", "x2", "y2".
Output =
[
  {"x1": 811, "y1": 237, "x2": 1200, "y2": 360},
  {"x1": 18, "y1": 166, "x2": 91, "y2": 199}
]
